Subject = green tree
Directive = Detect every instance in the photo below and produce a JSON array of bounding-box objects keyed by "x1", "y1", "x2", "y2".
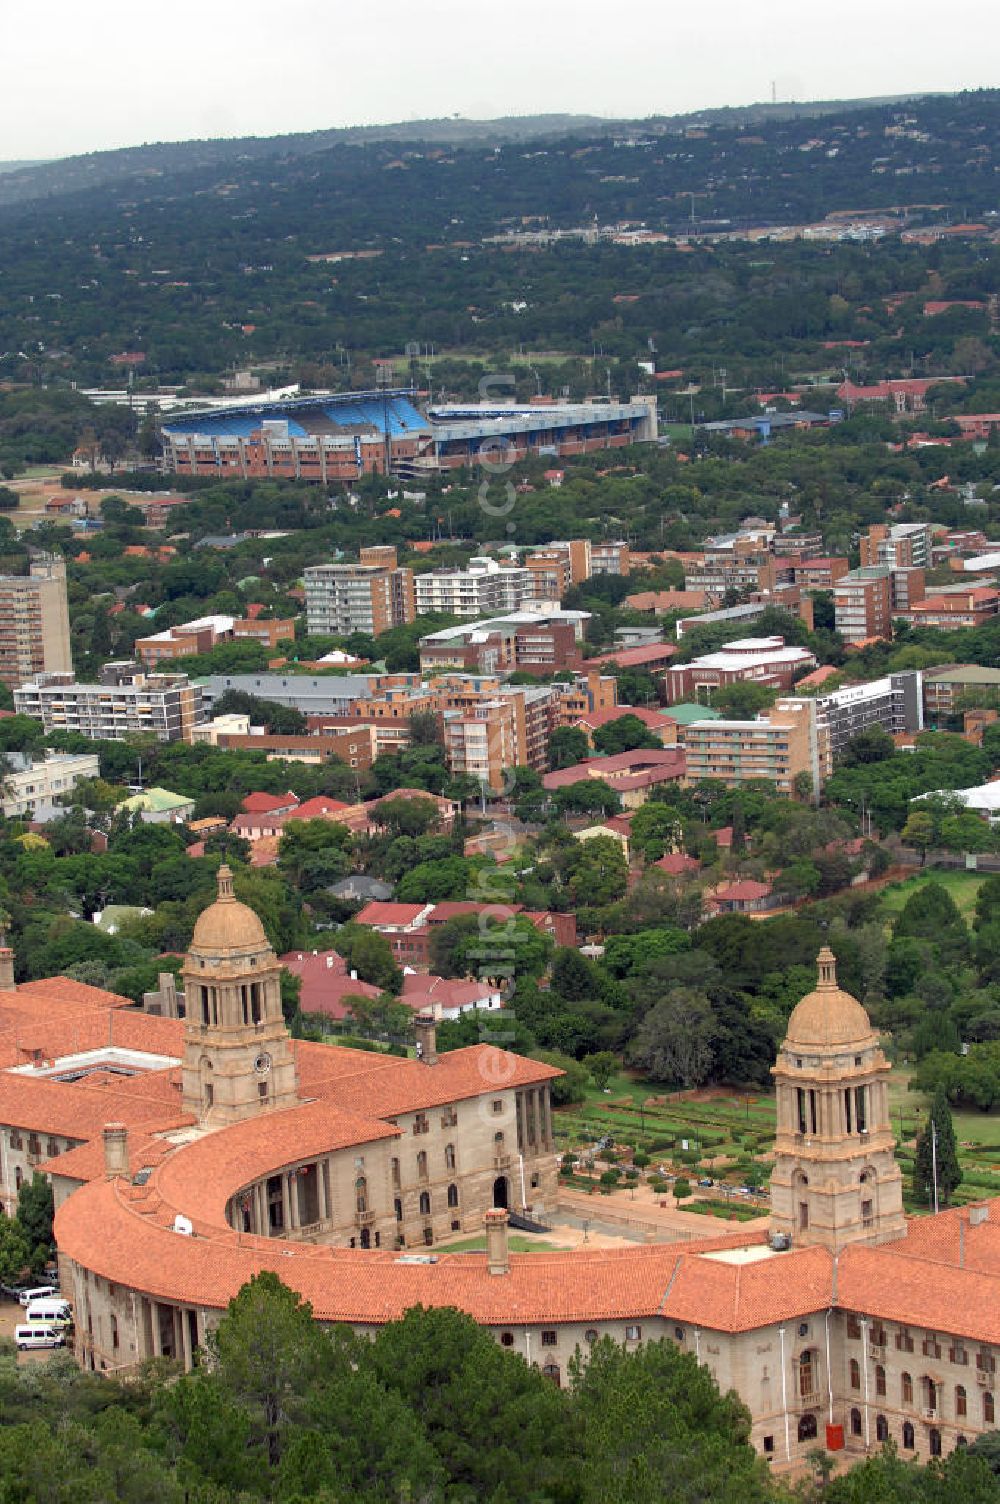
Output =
[
  {"x1": 592, "y1": 714, "x2": 662, "y2": 755},
  {"x1": 913, "y1": 1085, "x2": 963, "y2": 1208},
  {"x1": 333, "y1": 925, "x2": 402, "y2": 993},
  {"x1": 585, "y1": 1050, "x2": 617, "y2": 1090},
  {"x1": 206, "y1": 1271, "x2": 327, "y2": 1467},
  {"x1": 901, "y1": 809, "x2": 936, "y2": 864},
  {"x1": 710, "y1": 681, "x2": 776, "y2": 719},
  {"x1": 0, "y1": 1211, "x2": 30, "y2": 1283},
  {"x1": 16, "y1": 1172, "x2": 54, "y2": 1259},
  {"x1": 548, "y1": 725, "x2": 590, "y2": 771}
]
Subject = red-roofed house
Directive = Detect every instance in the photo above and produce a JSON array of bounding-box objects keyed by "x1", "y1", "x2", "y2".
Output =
[
  {"x1": 241, "y1": 791, "x2": 300, "y2": 816},
  {"x1": 705, "y1": 879, "x2": 779, "y2": 915},
  {"x1": 542, "y1": 748, "x2": 686, "y2": 808},
  {"x1": 653, "y1": 852, "x2": 701, "y2": 877}
]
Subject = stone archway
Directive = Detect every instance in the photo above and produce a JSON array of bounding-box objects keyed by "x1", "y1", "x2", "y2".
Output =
[{"x1": 493, "y1": 1176, "x2": 509, "y2": 1210}]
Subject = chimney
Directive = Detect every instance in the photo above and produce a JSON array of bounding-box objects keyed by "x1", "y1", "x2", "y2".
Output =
[
  {"x1": 485, "y1": 1208, "x2": 509, "y2": 1275},
  {"x1": 102, "y1": 1122, "x2": 129, "y2": 1179},
  {"x1": 0, "y1": 940, "x2": 15, "y2": 992},
  {"x1": 414, "y1": 1012, "x2": 437, "y2": 1065}
]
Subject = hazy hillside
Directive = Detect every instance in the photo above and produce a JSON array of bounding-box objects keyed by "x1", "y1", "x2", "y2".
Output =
[{"x1": 0, "y1": 93, "x2": 950, "y2": 210}]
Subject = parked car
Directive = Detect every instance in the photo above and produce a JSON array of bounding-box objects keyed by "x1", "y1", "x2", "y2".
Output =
[{"x1": 697, "y1": 1178, "x2": 714, "y2": 1188}]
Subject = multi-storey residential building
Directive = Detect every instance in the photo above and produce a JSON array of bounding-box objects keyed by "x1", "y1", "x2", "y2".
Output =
[
  {"x1": 896, "y1": 588, "x2": 1000, "y2": 631},
  {"x1": 923, "y1": 665, "x2": 1000, "y2": 725},
  {"x1": 860, "y1": 522, "x2": 932, "y2": 570},
  {"x1": 413, "y1": 558, "x2": 536, "y2": 617},
  {"x1": 833, "y1": 568, "x2": 894, "y2": 644},
  {"x1": 442, "y1": 684, "x2": 555, "y2": 790},
  {"x1": 303, "y1": 562, "x2": 415, "y2": 637},
  {"x1": 787, "y1": 556, "x2": 850, "y2": 590},
  {"x1": 0, "y1": 751, "x2": 100, "y2": 818},
  {"x1": 664, "y1": 636, "x2": 816, "y2": 705},
  {"x1": 542, "y1": 747, "x2": 686, "y2": 809},
  {"x1": 418, "y1": 611, "x2": 588, "y2": 676},
  {"x1": 135, "y1": 614, "x2": 296, "y2": 666},
  {"x1": 589, "y1": 540, "x2": 631, "y2": 576},
  {"x1": 683, "y1": 700, "x2": 815, "y2": 796},
  {"x1": 523, "y1": 549, "x2": 573, "y2": 600},
  {"x1": 778, "y1": 672, "x2": 924, "y2": 787},
  {"x1": 14, "y1": 664, "x2": 202, "y2": 743},
  {"x1": 0, "y1": 555, "x2": 72, "y2": 690}
]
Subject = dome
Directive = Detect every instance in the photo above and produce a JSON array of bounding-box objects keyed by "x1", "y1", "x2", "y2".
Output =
[
  {"x1": 784, "y1": 948, "x2": 875, "y2": 1049},
  {"x1": 189, "y1": 866, "x2": 270, "y2": 956}
]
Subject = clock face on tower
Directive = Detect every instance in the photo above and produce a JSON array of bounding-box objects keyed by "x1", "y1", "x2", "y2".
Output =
[{"x1": 254, "y1": 1052, "x2": 272, "y2": 1076}]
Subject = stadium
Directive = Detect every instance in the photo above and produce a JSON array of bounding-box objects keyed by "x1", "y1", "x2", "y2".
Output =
[{"x1": 160, "y1": 389, "x2": 658, "y2": 481}]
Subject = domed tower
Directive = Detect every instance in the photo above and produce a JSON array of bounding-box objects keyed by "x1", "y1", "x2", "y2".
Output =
[
  {"x1": 770, "y1": 947, "x2": 904, "y2": 1253},
  {"x1": 181, "y1": 866, "x2": 299, "y2": 1124}
]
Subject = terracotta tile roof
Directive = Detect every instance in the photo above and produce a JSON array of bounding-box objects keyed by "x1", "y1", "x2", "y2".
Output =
[
  {"x1": 297, "y1": 1041, "x2": 561, "y2": 1118},
  {"x1": 654, "y1": 852, "x2": 701, "y2": 875},
  {"x1": 154, "y1": 1099, "x2": 400, "y2": 1231},
  {"x1": 241, "y1": 792, "x2": 299, "y2": 814},
  {"x1": 13, "y1": 978, "x2": 135, "y2": 1011},
  {"x1": 354, "y1": 901, "x2": 429, "y2": 928},
  {"x1": 289, "y1": 797, "x2": 352, "y2": 821}
]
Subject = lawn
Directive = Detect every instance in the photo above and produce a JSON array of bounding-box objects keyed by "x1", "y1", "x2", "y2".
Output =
[
  {"x1": 435, "y1": 1233, "x2": 568, "y2": 1253},
  {"x1": 878, "y1": 869, "x2": 985, "y2": 926}
]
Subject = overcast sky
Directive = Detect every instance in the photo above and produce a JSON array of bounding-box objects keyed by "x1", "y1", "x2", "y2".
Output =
[{"x1": 4, "y1": 0, "x2": 997, "y2": 160}]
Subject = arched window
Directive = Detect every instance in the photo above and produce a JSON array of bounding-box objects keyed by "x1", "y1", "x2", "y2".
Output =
[
  {"x1": 957, "y1": 1435, "x2": 969, "y2": 1448},
  {"x1": 447, "y1": 1182, "x2": 459, "y2": 1209},
  {"x1": 956, "y1": 1384, "x2": 968, "y2": 1418},
  {"x1": 394, "y1": 1197, "x2": 402, "y2": 1222},
  {"x1": 416, "y1": 1151, "x2": 428, "y2": 1179},
  {"x1": 902, "y1": 1422, "x2": 915, "y2": 1450},
  {"x1": 850, "y1": 1407, "x2": 862, "y2": 1437},
  {"x1": 875, "y1": 1363, "x2": 886, "y2": 1398},
  {"x1": 799, "y1": 1350, "x2": 817, "y2": 1398},
  {"x1": 929, "y1": 1428, "x2": 942, "y2": 1458},
  {"x1": 924, "y1": 1377, "x2": 938, "y2": 1412},
  {"x1": 355, "y1": 1176, "x2": 367, "y2": 1214},
  {"x1": 849, "y1": 1358, "x2": 861, "y2": 1390},
  {"x1": 444, "y1": 1143, "x2": 456, "y2": 1171},
  {"x1": 985, "y1": 1391, "x2": 995, "y2": 1425},
  {"x1": 875, "y1": 1414, "x2": 889, "y2": 1443},
  {"x1": 419, "y1": 1190, "x2": 431, "y2": 1218},
  {"x1": 902, "y1": 1371, "x2": 913, "y2": 1404},
  {"x1": 542, "y1": 1362, "x2": 561, "y2": 1387},
  {"x1": 797, "y1": 1414, "x2": 818, "y2": 1443}
]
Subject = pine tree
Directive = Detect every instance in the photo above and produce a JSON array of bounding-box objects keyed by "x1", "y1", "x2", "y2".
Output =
[{"x1": 912, "y1": 1086, "x2": 962, "y2": 1208}]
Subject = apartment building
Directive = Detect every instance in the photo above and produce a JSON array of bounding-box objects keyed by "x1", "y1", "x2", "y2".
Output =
[
  {"x1": 0, "y1": 751, "x2": 100, "y2": 818},
  {"x1": 523, "y1": 549, "x2": 573, "y2": 600},
  {"x1": 685, "y1": 532, "x2": 773, "y2": 595},
  {"x1": 833, "y1": 568, "x2": 894, "y2": 644},
  {"x1": 442, "y1": 685, "x2": 555, "y2": 790},
  {"x1": 664, "y1": 636, "x2": 816, "y2": 704},
  {"x1": 418, "y1": 611, "x2": 588, "y2": 676},
  {"x1": 683, "y1": 700, "x2": 815, "y2": 797},
  {"x1": 14, "y1": 664, "x2": 202, "y2": 743},
  {"x1": 0, "y1": 556, "x2": 72, "y2": 690},
  {"x1": 787, "y1": 556, "x2": 850, "y2": 590},
  {"x1": 589, "y1": 540, "x2": 631, "y2": 577},
  {"x1": 923, "y1": 665, "x2": 1000, "y2": 724},
  {"x1": 135, "y1": 614, "x2": 296, "y2": 667},
  {"x1": 413, "y1": 558, "x2": 536, "y2": 617},
  {"x1": 860, "y1": 522, "x2": 932, "y2": 570},
  {"x1": 777, "y1": 672, "x2": 924, "y2": 787},
  {"x1": 896, "y1": 588, "x2": 1000, "y2": 631},
  {"x1": 303, "y1": 562, "x2": 415, "y2": 637}
]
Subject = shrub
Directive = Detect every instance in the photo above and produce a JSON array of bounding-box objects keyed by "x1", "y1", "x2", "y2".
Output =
[{"x1": 673, "y1": 1177, "x2": 692, "y2": 1201}]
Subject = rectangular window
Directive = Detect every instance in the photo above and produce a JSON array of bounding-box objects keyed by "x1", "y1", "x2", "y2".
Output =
[
  {"x1": 625, "y1": 1325, "x2": 641, "y2": 1342},
  {"x1": 541, "y1": 1330, "x2": 557, "y2": 1346}
]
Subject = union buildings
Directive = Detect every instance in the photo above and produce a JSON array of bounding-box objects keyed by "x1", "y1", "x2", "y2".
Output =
[{"x1": 2, "y1": 870, "x2": 999, "y2": 1467}]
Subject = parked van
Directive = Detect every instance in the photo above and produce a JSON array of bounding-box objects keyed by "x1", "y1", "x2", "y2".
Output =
[
  {"x1": 25, "y1": 1298, "x2": 71, "y2": 1326},
  {"x1": 15, "y1": 1323, "x2": 66, "y2": 1350},
  {"x1": 18, "y1": 1285, "x2": 56, "y2": 1308}
]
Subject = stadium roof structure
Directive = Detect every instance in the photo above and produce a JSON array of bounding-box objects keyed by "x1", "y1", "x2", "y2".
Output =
[{"x1": 163, "y1": 389, "x2": 428, "y2": 440}]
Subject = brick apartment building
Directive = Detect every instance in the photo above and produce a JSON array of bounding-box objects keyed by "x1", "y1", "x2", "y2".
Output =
[
  {"x1": 663, "y1": 636, "x2": 816, "y2": 705},
  {"x1": 683, "y1": 700, "x2": 815, "y2": 797},
  {"x1": 14, "y1": 664, "x2": 202, "y2": 743},
  {"x1": 896, "y1": 588, "x2": 1000, "y2": 631},
  {"x1": 923, "y1": 665, "x2": 1000, "y2": 724},
  {"x1": 860, "y1": 523, "x2": 933, "y2": 570},
  {"x1": 135, "y1": 613, "x2": 296, "y2": 667},
  {"x1": 833, "y1": 568, "x2": 894, "y2": 644},
  {"x1": 418, "y1": 612, "x2": 588, "y2": 676},
  {"x1": 304, "y1": 562, "x2": 415, "y2": 637},
  {"x1": 0, "y1": 555, "x2": 72, "y2": 691}
]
